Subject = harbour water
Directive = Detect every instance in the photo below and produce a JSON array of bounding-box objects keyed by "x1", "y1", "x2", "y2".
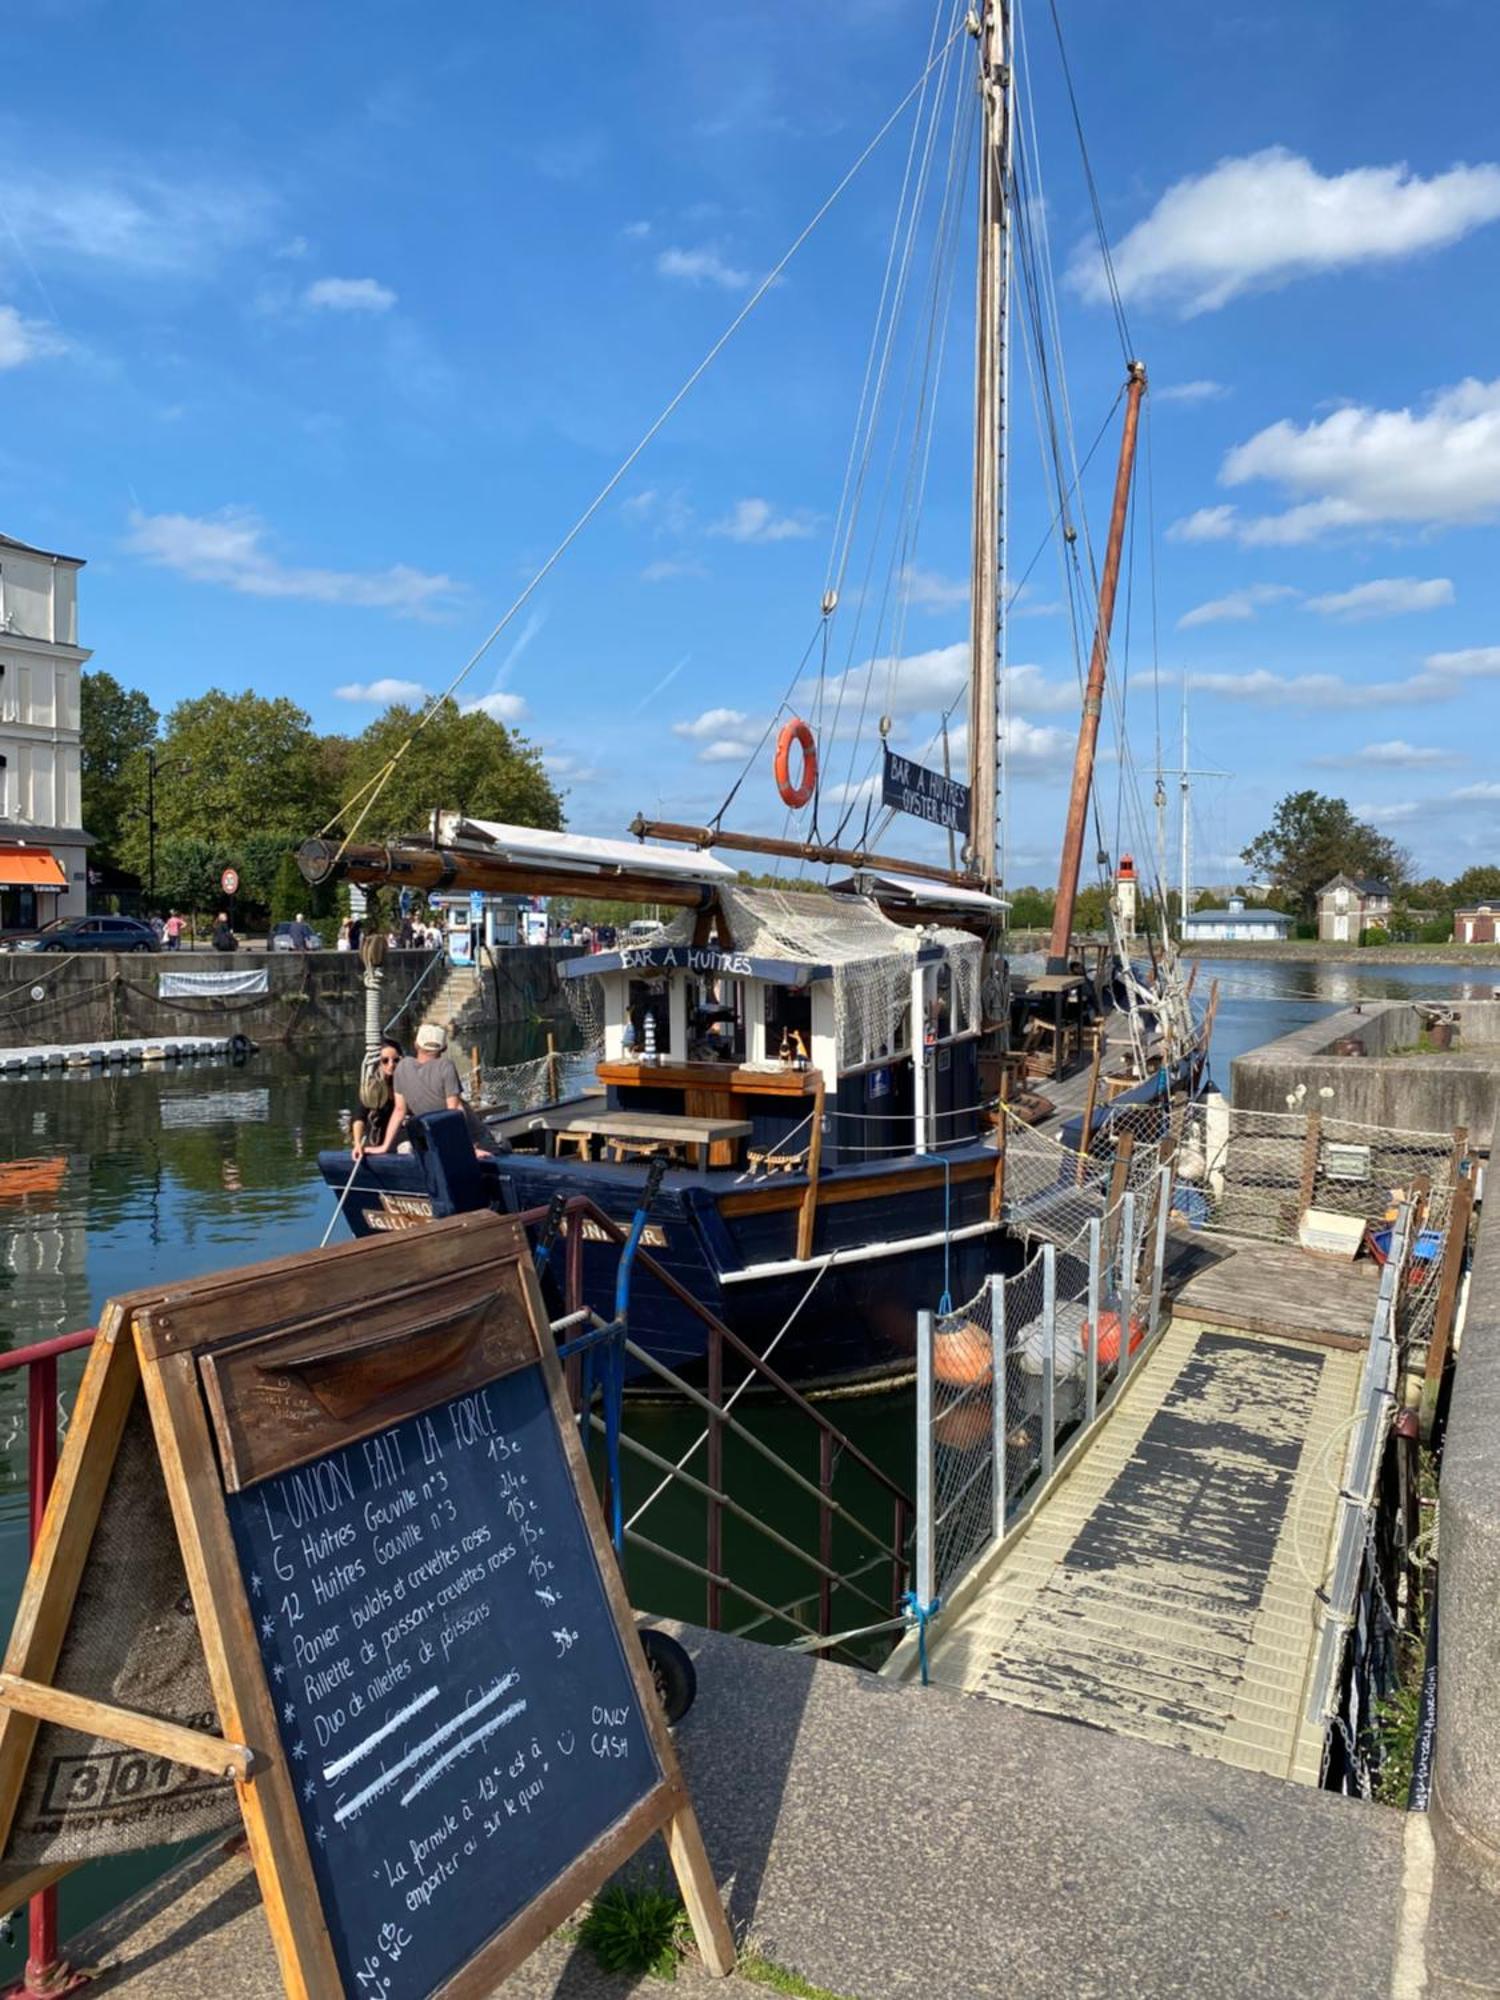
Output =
[{"x1": 0, "y1": 958, "x2": 1485, "y2": 1964}]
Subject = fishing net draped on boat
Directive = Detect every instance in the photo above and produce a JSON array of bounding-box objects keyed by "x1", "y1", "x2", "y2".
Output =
[{"x1": 611, "y1": 885, "x2": 983, "y2": 1071}]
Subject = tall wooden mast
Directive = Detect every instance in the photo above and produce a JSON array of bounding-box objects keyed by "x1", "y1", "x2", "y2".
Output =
[
  {"x1": 966, "y1": 0, "x2": 1010, "y2": 893},
  {"x1": 1046, "y1": 359, "x2": 1147, "y2": 971}
]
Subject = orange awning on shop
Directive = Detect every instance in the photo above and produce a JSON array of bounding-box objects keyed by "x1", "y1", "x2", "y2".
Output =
[{"x1": 0, "y1": 847, "x2": 67, "y2": 888}]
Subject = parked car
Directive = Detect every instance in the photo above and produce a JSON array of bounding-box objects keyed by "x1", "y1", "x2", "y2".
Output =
[{"x1": 0, "y1": 915, "x2": 159, "y2": 953}]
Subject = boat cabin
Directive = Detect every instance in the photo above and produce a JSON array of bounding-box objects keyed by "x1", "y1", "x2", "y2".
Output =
[{"x1": 558, "y1": 886, "x2": 986, "y2": 1174}]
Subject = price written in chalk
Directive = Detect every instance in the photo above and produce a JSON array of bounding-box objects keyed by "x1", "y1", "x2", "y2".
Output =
[{"x1": 227, "y1": 1368, "x2": 661, "y2": 2000}]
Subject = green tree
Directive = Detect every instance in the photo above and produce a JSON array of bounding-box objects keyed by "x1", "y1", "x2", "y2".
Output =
[
  {"x1": 269, "y1": 850, "x2": 306, "y2": 924},
  {"x1": 80, "y1": 670, "x2": 158, "y2": 862},
  {"x1": 119, "y1": 690, "x2": 331, "y2": 881},
  {"x1": 1449, "y1": 865, "x2": 1500, "y2": 908},
  {"x1": 1240, "y1": 791, "x2": 1407, "y2": 923},
  {"x1": 339, "y1": 699, "x2": 562, "y2": 840},
  {"x1": 1006, "y1": 886, "x2": 1054, "y2": 928}
]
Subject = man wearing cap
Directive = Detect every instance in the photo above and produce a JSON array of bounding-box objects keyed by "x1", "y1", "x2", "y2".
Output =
[{"x1": 369, "y1": 1023, "x2": 490, "y2": 1156}]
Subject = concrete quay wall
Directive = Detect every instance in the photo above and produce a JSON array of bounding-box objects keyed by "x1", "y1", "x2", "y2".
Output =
[
  {"x1": 0, "y1": 947, "x2": 562, "y2": 1049},
  {"x1": 1231, "y1": 1000, "x2": 1500, "y2": 1144}
]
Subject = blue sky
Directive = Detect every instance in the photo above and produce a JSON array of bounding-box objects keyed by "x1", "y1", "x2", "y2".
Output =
[{"x1": 5, "y1": 0, "x2": 1500, "y2": 886}]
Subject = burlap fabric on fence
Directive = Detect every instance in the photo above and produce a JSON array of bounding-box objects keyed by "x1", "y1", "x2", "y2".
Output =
[{"x1": 0, "y1": 1400, "x2": 236, "y2": 1876}]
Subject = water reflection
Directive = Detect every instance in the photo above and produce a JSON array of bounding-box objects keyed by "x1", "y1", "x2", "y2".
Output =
[{"x1": 1191, "y1": 955, "x2": 1498, "y2": 1075}]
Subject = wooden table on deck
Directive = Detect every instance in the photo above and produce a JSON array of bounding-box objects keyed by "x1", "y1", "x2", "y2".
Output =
[
  {"x1": 597, "y1": 1059, "x2": 821, "y2": 1168},
  {"x1": 547, "y1": 1108, "x2": 753, "y2": 1171}
]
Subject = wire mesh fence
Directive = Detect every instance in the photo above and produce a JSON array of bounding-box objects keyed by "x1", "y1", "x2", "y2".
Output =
[
  {"x1": 477, "y1": 1042, "x2": 602, "y2": 1115},
  {"x1": 918, "y1": 1170, "x2": 1168, "y2": 1602}
]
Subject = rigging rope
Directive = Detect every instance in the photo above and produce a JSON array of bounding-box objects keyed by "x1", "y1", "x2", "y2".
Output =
[{"x1": 320, "y1": 20, "x2": 970, "y2": 860}]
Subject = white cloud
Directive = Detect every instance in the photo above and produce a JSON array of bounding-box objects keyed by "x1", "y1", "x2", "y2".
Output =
[
  {"x1": 0, "y1": 305, "x2": 66, "y2": 369},
  {"x1": 543, "y1": 748, "x2": 600, "y2": 783},
  {"x1": 1177, "y1": 583, "x2": 1298, "y2": 629},
  {"x1": 461, "y1": 691, "x2": 528, "y2": 725},
  {"x1": 673, "y1": 707, "x2": 751, "y2": 741},
  {"x1": 1156, "y1": 379, "x2": 1228, "y2": 405},
  {"x1": 1188, "y1": 646, "x2": 1500, "y2": 710},
  {"x1": 1073, "y1": 148, "x2": 1500, "y2": 313},
  {"x1": 640, "y1": 558, "x2": 707, "y2": 583},
  {"x1": 620, "y1": 220, "x2": 652, "y2": 241},
  {"x1": 1178, "y1": 378, "x2": 1500, "y2": 543},
  {"x1": 655, "y1": 246, "x2": 750, "y2": 291},
  {"x1": 901, "y1": 565, "x2": 969, "y2": 611},
  {"x1": 1168, "y1": 505, "x2": 1238, "y2": 544},
  {"x1": 820, "y1": 774, "x2": 880, "y2": 811},
  {"x1": 699, "y1": 737, "x2": 758, "y2": 763},
  {"x1": 1005, "y1": 717, "x2": 1074, "y2": 767},
  {"x1": 710, "y1": 498, "x2": 817, "y2": 544},
  {"x1": 334, "y1": 677, "x2": 429, "y2": 704},
  {"x1": 1313, "y1": 739, "x2": 1461, "y2": 769},
  {"x1": 303, "y1": 276, "x2": 397, "y2": 313},
  {"x1": 124, "y1": 508, "x2": 459, "y2": 617},
  {"x1": 1304, "y1": 576, "x2": 1454, "y2": 620},
  {"x1": 0, "y1": 165, "x2": 270, "y2": 273}
]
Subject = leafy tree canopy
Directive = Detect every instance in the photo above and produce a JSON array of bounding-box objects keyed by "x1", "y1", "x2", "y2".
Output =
[
  {"x1": 339, "y1": 699, "x2": 562, "y2": 840},
  {"x1": 80, "y1": 670, "x2": 157, "y2": 861},
  {"x1": 1240, "y1": 791, "x2": 1408, "y2": 922}
]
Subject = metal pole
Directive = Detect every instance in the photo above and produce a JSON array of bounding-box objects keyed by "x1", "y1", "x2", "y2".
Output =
[
  {"x1": 911, "y1": 962, "x2": 929, "y2": 1156},
  {"x1": 1148, "y1": 1163, "x2": 1172, "y2": 1333},
  {"x1": 1040, "y1": 1243, "x2": 1056, "y2": 1484},
  {"x1": 1086, "y1": 1217, "x2": 1101, "y2": 1424},
  {"x1": 915, "y1": 1310, "x2": 935, "y2": 1610},
  {"x1": 1117, "y1": 1192, "x2": 1137, "y2": 1392},
  {"x1": 989, "y1": 1273, "x2": 1007, "y2": 1542}
]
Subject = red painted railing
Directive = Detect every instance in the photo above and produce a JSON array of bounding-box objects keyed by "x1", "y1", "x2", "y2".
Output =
[{"x1": 2, "y1": 1325, "x2": 97, "y2": 1997}]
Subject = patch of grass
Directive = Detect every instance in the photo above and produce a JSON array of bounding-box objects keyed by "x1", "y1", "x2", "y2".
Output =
[
  {"x1": 1373, "y1": 1648, "x2": 1424, "y2": 1807},
  {"x1": 737, "y1": 1952, "x2": 855, "y2": 1999},
  {"x1": 577, "y1": 1878, "x2": 691, "y2": 1981}
]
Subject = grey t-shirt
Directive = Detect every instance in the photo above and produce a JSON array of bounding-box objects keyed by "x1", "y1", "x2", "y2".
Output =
[{"x1": 393, "y1": 1054, "x2": 463, "y2": 1120}]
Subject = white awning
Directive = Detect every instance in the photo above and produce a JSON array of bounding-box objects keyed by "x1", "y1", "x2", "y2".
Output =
[{"x1": 434, "y1": 814, "x2": 738, "y2": 885}]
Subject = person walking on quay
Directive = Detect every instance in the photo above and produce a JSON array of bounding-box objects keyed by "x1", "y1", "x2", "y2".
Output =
[
  {"x1": 291, "y1": 911, "x2": 316, "y2": 951},
  {"x1": 365, "y1": 1022, "x2": 492, "y2": 1158},
  {"x1": 350, "y1": 1037, "x2": 403, "y2": 1156},
  {"x1": 211, "y1": 910, "x2": 238, "y2": 952},
  {"x1": 164, "y1": 910, "x2": 185, "y2": 951}
]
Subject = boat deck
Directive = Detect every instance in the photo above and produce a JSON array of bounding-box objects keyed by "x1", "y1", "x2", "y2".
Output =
[{"x1": 923, "y1": 1239, "x2": 1380, "y2": 1784}]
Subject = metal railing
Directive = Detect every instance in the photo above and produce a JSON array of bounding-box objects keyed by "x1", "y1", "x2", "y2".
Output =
[
  {"x1": 528, "y1": 1196, "x2": 914, "y2": 1662},
  {"x1": 913, "y1": 1164, "x2": 1174, "y2": 1619},
  {"x1": 0, "y1": 1323, "x2": 98, "y2": 1996},
  {"x1": 381, "y1": 941, "x2": 449, "y2": 1038}
]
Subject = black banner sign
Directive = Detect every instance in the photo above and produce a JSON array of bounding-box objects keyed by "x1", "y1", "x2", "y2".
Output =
[{"x1": 881, "y1": 747, "x2": 971, "y2": 836}]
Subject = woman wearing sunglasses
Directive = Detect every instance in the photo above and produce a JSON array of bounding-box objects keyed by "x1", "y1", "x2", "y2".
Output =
[{"x1": 350, "y1": 1039, "x2": 404, "y2": 1157}]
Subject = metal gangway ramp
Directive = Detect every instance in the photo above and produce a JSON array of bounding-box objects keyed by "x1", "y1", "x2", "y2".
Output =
[{"x1": 893, "y1": 1135, "x2": 1451, "y2": 1787}]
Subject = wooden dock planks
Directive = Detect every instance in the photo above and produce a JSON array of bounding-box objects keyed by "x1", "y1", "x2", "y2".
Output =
[
  {"x1": 926, "y1": 1299, "x2": 1368, "y2": 1784},
  {"x1": 1169, "y1": 1234, "x2": 1381, "y2": 1346}
]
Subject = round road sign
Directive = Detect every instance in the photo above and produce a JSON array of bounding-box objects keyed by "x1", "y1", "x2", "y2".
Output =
[{"x1": 220, "y1": 867, "x2": 240, "y2": 895}]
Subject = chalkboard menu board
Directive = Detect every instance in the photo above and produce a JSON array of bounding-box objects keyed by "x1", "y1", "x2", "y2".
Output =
[
  {"x1": 0, "y1": 1213, "x2": 731, "y2": 1997},
  {"x1": 226, "y1": 1364, "x2": 662, "y2": 2000}
]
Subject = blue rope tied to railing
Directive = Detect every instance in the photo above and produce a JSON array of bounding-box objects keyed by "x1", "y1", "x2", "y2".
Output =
[{"x1": 901, "y1": 1590, "x2": 942, "y2": 1686}]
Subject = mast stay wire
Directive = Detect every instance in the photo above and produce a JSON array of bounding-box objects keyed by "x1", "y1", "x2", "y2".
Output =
[
  {"x1": 320, "y1": 19, "x2": 970, "y2": 859},
  {"x1": 816, "y1": 11, "x2": 970, "y2": 823},
  {"x1": 1044, "y1": 0, "x2": 1132, "y2": 365}
]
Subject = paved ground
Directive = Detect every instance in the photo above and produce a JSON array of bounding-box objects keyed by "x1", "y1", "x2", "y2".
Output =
[{"x1": 62, "y1": 1622, "x2": 1448, "y2": 1999}]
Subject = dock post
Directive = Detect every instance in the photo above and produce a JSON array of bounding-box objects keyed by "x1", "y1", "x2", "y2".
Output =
[
  {"x1": 1085, "y1": 1218, "x2": 1101, "y2": 1425},
  {"x1": 1117, "y1": 1192, "x2": 1137, "y2": 1394},
  {"x1": 989, "y1": 1275, "x2": 1008, "y2": 1542},
  {"x1": 1041, "y1": 1243, "x2": 1056, "y2": 1484},
  {"x1": 1148, "y1": 1163, "x2": 1171, "y2": 1334},
  {"x1": 915, "y1": 1310, "x2": 935, "y2": 1613}
]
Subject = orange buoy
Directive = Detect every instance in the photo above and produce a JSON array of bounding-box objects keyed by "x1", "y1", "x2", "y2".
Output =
[
  {"x1": 1081, "y1": 1312, "x2": 1145, "y2": 1366},
  {"x1": 933, "y1": 1322, "x2": 992, "y2": 1387},
  {"x1": 774, "y1": 717, "x2": 818, "y2": 809},
  {"x1": 934, "y1": 1396, "x2": 991, "y2": 1451}
]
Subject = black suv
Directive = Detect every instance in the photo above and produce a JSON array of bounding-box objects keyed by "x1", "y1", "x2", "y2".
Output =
[{"x1": 0, "y1": 915, "x2": 160, "y2": 953}]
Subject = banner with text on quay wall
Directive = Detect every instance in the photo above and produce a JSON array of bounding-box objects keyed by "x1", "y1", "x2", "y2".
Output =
[
  {"x1": 881, "y1": 747, "x2": 970, "y2": 837},
  {"x1": 159, "y1": 969, "x2": 270, "y2": 998}
]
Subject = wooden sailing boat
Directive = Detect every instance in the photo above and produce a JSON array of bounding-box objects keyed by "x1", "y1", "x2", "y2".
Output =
[{"x1": 305, "y1": 2, "x2": 1204, "y2": 1387}]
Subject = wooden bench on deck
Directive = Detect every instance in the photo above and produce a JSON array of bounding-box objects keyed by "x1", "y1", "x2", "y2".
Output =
[{"x1": 546, "y1": 1109, "x2": 754, "y2": 1173}]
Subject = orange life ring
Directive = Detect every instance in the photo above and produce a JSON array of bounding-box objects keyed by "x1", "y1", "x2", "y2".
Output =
[{"x1": 774, "y1": 718, "x2": 818, "y2": 809}]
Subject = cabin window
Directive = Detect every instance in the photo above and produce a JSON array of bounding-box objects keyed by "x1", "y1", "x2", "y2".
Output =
[
  {"x1": 686, "y1": 975, "x2": 745, "y2": 1063},
  {"x1": 764, "y1": 983, "x2": 812, "y2": 1066},
  {"x1": 626, "y1": 976, "x2": 671, "y2": 1056}
]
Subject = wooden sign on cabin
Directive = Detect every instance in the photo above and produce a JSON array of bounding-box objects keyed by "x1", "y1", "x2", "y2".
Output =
[{"x1": 0, "y1": 1212, "x2": 733, "y2": 1997}]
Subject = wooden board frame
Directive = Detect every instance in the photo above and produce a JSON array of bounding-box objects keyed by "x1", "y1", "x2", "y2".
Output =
[{"x1": 0, "y1": 1212, "x2": 734, "y2": 1993}]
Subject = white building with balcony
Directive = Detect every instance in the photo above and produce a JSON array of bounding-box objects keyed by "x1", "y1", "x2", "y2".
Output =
[{"x1": 0, "y1": 532, "x2": 91, "y2": 925}]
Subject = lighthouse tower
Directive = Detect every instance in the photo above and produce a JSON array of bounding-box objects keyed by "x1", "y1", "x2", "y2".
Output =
[{"x1": 1114, "y1": 853, "x2": 1138, "y2": 938}]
